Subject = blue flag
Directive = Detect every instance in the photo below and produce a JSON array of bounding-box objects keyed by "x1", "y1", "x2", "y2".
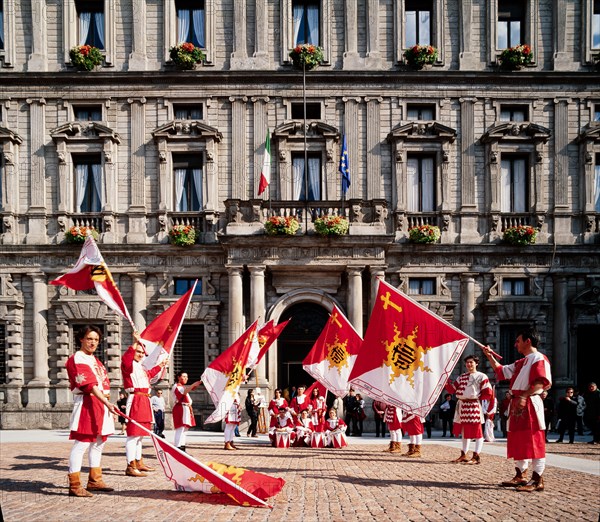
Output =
[{"x1": 339, "y1": 134, "x2": 351, "y2": 195}]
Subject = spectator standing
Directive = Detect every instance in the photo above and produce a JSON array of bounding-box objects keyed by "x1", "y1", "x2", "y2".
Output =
[
  {"x1": 245, "y1": 388, "x2": 259, "y2": 438},
  {"x1": 541, "y1": 391, "x2": 554, "y2": 442},
  {"x1": 151, "y1": 390, "x2": 166, "y2": 438},
  {"x1": 574, "y1": 389, "x2": 586, "y2": 436},
  {"x1": 556, "y1": 387, "x2": 578, "y2": 443},
  {"x1": 583, "y1": 382, "x2": 600, "y2": 444},
  {"x1": 499, "y1": 391, "x2": 511, "y2": 438},
  {"x1": 372, "y1": 400, "x2": 387, "y2": 438},
  {"x1": 439, "y1": 394, "x2": 455, "y2": 437},
  {"x1": 343, "y1": 388, "x2": 359, "y2": 436},
  {"x1": 117, "y1": 392, "x2": 128, "y2": 435}
]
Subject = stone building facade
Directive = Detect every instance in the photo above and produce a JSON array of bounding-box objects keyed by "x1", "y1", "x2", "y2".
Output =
[{"x1": 0, "y1": 0, "x2": 599, "y2": 429}]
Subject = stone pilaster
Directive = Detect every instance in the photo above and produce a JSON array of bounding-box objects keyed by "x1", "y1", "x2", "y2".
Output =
[
  {"x1": 228, "y1": 266, "x2": 244, "y2": 344},
  {"x1": 342, "y1": 97, "x2": 361, "y2": 199},
  {"x1": 252, "y1": 97, "x2": 270, "y2": 198},
  {"x1": 131, "y1": 273, "x2": 147, "y2": 331},
  {"x1": 25, "y1": 99, "x2": 47, "y2": 244},
  {"x1": 27, "y1": 0, "x2": 47, "y2": 71},
  {"x1": 552, "y1": 276, "x2": 569, "y2": 383},
  {"x1": 249, "y1": 265, "x2": 267, "y2": 382},
  {"x1": 347, "y1": 266, "x2": 364, "y2": 336},
  {"x1": 230, "y1": 97, "x2": 248, "y2": 199},
  {"x1": 458, "y1": 0, "x2": 477, "y2": 69},
  {"x1": 129, "y1": 0, "x2": 148, "y2": 70},
  {"x1": 554, "y1": 98, "x2": 572, "y2": 243},
  {"x1": 460, "y1": 274, "x2": 475, "y2": 357},
  {"x1": 28, "y1": 274, "x2": 50, "y2": 404},
  {"x1": 369, "y1": 267, "x2": 387, "y2": 314},
  {"x1": 459, "y1": 97, "x2": 480, "y2": 243},
  {"x1": 365, "y1": 97, "x2": 382, "y2": 200},
  {"x1": 126, "y1": 97, "x2": 147, "y2": 243}
]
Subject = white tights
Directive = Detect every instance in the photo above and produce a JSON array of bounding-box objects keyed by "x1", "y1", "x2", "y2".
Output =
[
  {"x1": 224, "y1": 423, "x2": 236, "y2": 442},
  {"x1": 515, "y1": 458, "x2": 546, "y2": 475},
  {"x1": 389, "y1": 429, "x2": 402, "y2": 442},
  {"x1": 409, "y1": 434, "x2": 423, "y2": 444},
  {"x1": 174, "y1": 427, "x2": 188, "y2": 448},
  {"x1": 125, "y1": 435, "x2": 144, "y2": 464},
  {"x1": 462, "y1": 437, "x2": 484, "y2": 454},
  {"x1": 69, "y1": 437, "x2": 105, "y2": 473}
]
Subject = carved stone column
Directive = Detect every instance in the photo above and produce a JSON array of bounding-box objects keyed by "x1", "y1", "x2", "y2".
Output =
[
  {"x1": 460, "y1": 274, "x2": 476, "y2": 358},
  {"x1": 131, "y1": 273, "x2": 147, "y2": 331},
  {"x1": 249, "y1": 265, "x2": 267, "y2": 382},
  {"x1": 25, "y1": 99, "x2": 47, "y2": 244},
  {"x1": 554, "y1": 98, "x2": 572, "y2": 243},
  {"x1": 230, "y1": 97, "x2": 248, "y2": 199},
  {"x1": 347, "y1": 266, "x2": 364, "y2": 336},
  {"x1": 552, "y1": 276, "x2": 569, "y2": 383},
  {"x1": 28, "y1": 274, "x2": 50, "y2": 404},
  {"x1": 369, "y1": 267, "x2": 387, "y2": 314},
  {"x1": 126, "y1": 97, "x2": 147, "y2": 243},
  {"x1": 129, "y1": 0, "x2": 148, "y2": 70},
  {"x1": 459, "y1": 97, "x2": 479, "y2": 243},
  {"x1": 228, "y1": 266, "x2": 245, "y2": 344},
  {"x1": 28, "y1": 0, "x2": 47, "y2": 71},
  {"x1": 365, "y1": 97, "x2": 382, "y2": 200},
  {"x1": 458, "y1": 0, "x2": 477, "y2": 69},
  {"x1": 342, "y1": 97, "x2": 361, "y2": 199}
]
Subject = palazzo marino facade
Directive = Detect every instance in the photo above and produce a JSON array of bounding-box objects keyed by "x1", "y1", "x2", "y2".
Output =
[{"x1": 0, "y1": 0, "x2": 599, "y2": 428}]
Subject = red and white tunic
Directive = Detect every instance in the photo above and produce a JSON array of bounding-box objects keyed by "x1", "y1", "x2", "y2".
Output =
[
  {"x1": 269, "y1": 413, "x2": 295, "y2": 443},
  {"x1": 294, "y1": 416, "x2": 314, "y2": 446},
  {"x1": 172, "y1": 383, "x2": 196, "y2": 429},
  {"x1": 226, "y1": 399, "x2": 241, "y2": 425},
  {"x1": 495, "y1": 351, "x2": 552, "y2": 460},
  {"x1": 268, "y1": 397, "x2": 289, "y2": 416},
  {"x1": 289, "y1": 393, "x2": 309, "y2": 415},
  {"x1": 309, "y1": 395, "x2": 327, "y2": 429},
  {"x1": 446, "y1": 371, "x2": 493, "y2": 438},
  {"x1": 401, "y1": 412, "x2": 424, "y2": 436},
  {"x1": 384, "y1": 405, "x2": 403, "y2": 431},
  {"x1": 66, "y1": 350, "x2": 114, "y2": 442},
  {"x1": 121, "y1": 345, "x2": 163, "y2": 437},
  {"x1": 324, "y1": 417, "x2": 347, "y2": 447}
]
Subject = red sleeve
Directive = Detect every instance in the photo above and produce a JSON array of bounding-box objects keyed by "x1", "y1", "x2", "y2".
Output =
[
  {"x1": 480, "y1": 386, "x2": 493, "y2": 403},
  {"x1": 120, "y1": 346, "x2": 135, "y2": 375},
  {"x1": 445, "y1": 380, "x2": 457, "y2": 394},
  {"x1": 66, "y1": 354, "x2": 99, "y2": 393},
  {"x1": 529, "y1": 358, "x2": 552, "y2": 389},
  {"x1": 146, "y1": 364, "x2": 163, "y2": 379},
  {"x1": 494, "y1": 366, "x2": 506, "y2": 382},
  {"x1": 173, "y1": 386, "x2": 186, "y2": 402}
]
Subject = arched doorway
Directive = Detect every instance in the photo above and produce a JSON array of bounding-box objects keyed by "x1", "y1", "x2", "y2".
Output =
[{"x1": 277, "y1": 302, "x2": 329, "y2": 391}]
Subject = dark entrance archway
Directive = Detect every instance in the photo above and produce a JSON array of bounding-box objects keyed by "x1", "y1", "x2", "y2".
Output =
[
  {"x1": 576, "y1": 324, "x2": 600, "y2": 390},
  {"x1": 277, "y1": 302, "x2": 329, "y2": 391}
]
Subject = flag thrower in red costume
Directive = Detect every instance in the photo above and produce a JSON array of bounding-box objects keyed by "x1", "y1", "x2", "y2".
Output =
[
  {"x1": 349, "y1": 279, "x2": 469, "y2": 417},
  {"x1": 202, "y1": 320, "x2": 258, "y2": 424},
  {"x1": 50, "y1": 234, "x2": 133, "y2": 327},
  {"x1": 303, "y1": 305, "x2": 362, "y2": 398}
]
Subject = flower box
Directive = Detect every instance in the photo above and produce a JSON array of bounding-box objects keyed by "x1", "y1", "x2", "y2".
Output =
[
  {"x1": 264, "y1": 216, "x2": 300, "y2": 236},
  {"x1": 169, "y1": 42, "x2": 205, "y2": 70},
  {"x1": 69, "y1": 45, "x2": 103, "y2": 71},
  {"x1": 408, "y1": 224, "x2": 441, "y2": 244},
  {"x1": 314, "y1": 215, "x2": 349, "y2": 236},
  {"x1": 66, "y1": 226, "x2": 99, "y2": 244},
  {"x1": 289, "y1": 44, "x2": 324, "y2": 71},
  {"x1": 498, "y1": 44, "x2": 533, "y2": 70},
  {"x1": 169, "y1": 225, "x2": 197, "y2": 246},
  {"x1": 404, "y1": 45, "x2": 438, "y2": 70},
  {"x1": 503, "y1": 225, "x2": 538, "y2": 246}
]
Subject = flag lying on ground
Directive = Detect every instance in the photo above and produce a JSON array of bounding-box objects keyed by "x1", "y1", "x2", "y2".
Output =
[
  {"x1": 349, "y1": 280, "x2": 468, "y2": 417},
  {"x1": 339, "y1": 134, "x2": 350, "y2": 195},
  {"x1": 202, "y1": 321, "x2": 258, "y2": 424},
  {"x1": 247, "y1": 319, "x2": 291, "y2": 372},
  {"x1": 258, "y1": 129, "x2": 271, "y2": 195},
  {"x1": 141, "y1": 281, "x2": 197, "y2": 383},
  {"x1": 50, "y1": 234, "x2": 133, "y2": 326},
  {"x1": 303, "y1": 305, "x2": 362, "y2": 398}
]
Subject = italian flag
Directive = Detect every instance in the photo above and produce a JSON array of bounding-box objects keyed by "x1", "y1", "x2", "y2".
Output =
[{"x1": 258, "y1": 129, "x2": 271, "y2": 195}]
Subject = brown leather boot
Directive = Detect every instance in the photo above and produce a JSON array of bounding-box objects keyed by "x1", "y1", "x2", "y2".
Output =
[
  {"x1": 451, "y1": 451, "x2": 468, "y2": 463},
  {"x1": 86, "y1": 467, "x2": 114, "y2": 492},
  {"x1": 390, "y1": 441, "x2": 403, "y2": 453},
  {"x1": 229, "y1": 441, "x2": 238, "y2": 449},
  {"x1": 408, "y1": 444, "x2": 422, "y2": 458},
  {"x1": 500, "y1": 468, "x2": 528, "y2": 487},
  {"x1": 68, "y1": 472, "x2": 93, "y2": 497},
  {"x1": 516, "y1": 472, "x2": 544, "y2": 492},
  {"x1": 224, "y1": 442, "x2": 235, "y2": 450},
  {"x1": 402, "y1": 443, "x2": 415, "y2": 456},
  {"x1": 126, "y1": 461, "x2": 147, "y2": 477},
  {"x1": 383, "y1": 441, "x2": 393, "y2": 452},
  {"x1": 136, "y1": 458, "x2": 155, "y2": 472},
  {"x1": 465, "y1": 452, "x2": 481, "y2": 464}
]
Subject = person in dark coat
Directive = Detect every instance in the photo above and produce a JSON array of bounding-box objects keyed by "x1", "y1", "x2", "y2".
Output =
[
  {"x1": 439, "y1": 393, "x2": 455, "y2": 437},
  {"x1": 556, "y1": 387, "x2": 577, "y2": 443}
]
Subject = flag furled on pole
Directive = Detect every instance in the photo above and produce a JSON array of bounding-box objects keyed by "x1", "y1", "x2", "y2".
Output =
[
  {"x1": 50, "y1": 234, "x2": 133, "y2": 326},
  {"x1": 339, "y1": 134, "x2": 350, "y2": 195},
  {"x1": 348, "y1": 280, "x2": 468, "y2": 417},
  {"x1": 141, "y1": 281, "x2": 197, "y2": 383},
  {"x1": 202, "y1": 320, "x2": 259, "y2": 424},
  {"x1": 303, "y1": 305, "x2": 362, "y2": 398},
  {"x1": 258, "y1": 129, "x2": 271, "y2": 195},
  {"x1": 247, "y1": 319, "x2": 291, "y2": 371}
]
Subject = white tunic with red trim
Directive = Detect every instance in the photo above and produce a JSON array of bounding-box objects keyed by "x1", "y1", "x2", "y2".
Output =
[
  {"x1": 268, "y1": 397, "x2": 289, "y2": 416},
  {"x1": 226, "y1": 399, "x2": 241, "y2": 425},
  {"x1": 66, "y1": 350, "x2": 114, "y2": 442},
  {"x1": 384, "y1": 405, "x2": 403, "y2": 431},
  {"x1": 401, "y1": 412, "x2": 424, "y2": 436},
  {"x1": 121, "y1": 346, "x2": 163, "y2": 436},
  {"x1": 269, "y1": 413, "x2": 295, "y2": 441},
  {"x1": 495, "y1": 351, "x2": 552, "y2": 460},
  {"x1": 446, "y1": 371, "x2": 493, "y2": 438},
  {"x1": 172, "y1": 383, "x2": 196, "y2": 429},
  {"x1": 309, "y1": 396, "x2": 327, "y2": 426},
  {"x1": 294, "y1": 416, "x2": 315, "y2": 445}
]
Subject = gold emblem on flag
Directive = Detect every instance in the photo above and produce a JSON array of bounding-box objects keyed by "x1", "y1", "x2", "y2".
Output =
[
  {"x1": 90, "y1": 262, "x2": 116, "y2": 285},
  {"x1": 225, "y1": 359, "x2": 244, "y2": 392},
  {"x1": 326, "y1": 336, "x2": 350, "y2": 374},
  {"x1": 383, "y1": 325, "x2": 432, "y2": 387},
  {"x1": 258, "y1": 334, "x2": 268, "y2": 349}
]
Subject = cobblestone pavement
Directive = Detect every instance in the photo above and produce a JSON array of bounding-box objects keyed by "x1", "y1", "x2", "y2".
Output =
[{"x1": 1, "y1": 433, "x2": 599, "y2": 522}]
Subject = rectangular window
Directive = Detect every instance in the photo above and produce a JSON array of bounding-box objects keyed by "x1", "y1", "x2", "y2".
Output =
[
  {"x1": 405, "y1": 0, "x2": 432, "y2": 47},
  {"x1": 291, "y1": 102, "x2": 321, "y2": 120},
  {"x1": 73, "y1": 324, "x2": 106, "y2": 364},
  {"x1": 407, "y1": 156, "x2": 435, "y2": 212},
  {"x1": 502, "y1": 278, "x2": 528, "y2": 296},
  {"x1": 408, "y1": 278, "x2": 436, "y2": 295},
  {"x1": 76, "y1": 0, "x2": 105, "y2": 49},
  {"x1": 499, "y1": 324, "x2": 522, "y2": 365},
  {"x1": 0, "y1": 324, "x2": 6, "y2": 385},
  {"x1": 173, "y1": 154, "x2": 203, "y2": 211},
  {"x1": 174, "y1": 278, "x2": 202, "y2": 296},
  {"x1": 176, "y1": 0, "x2": 205, "y2": 47},
  {"x1": 172, "y1": 324, "x2": 205, "y2": 378},
  {"x1": 498, "y1": 0, "x2": 523, "y2": 49},
  {"x1": 499, "y1": 105, "x2": 528, "y2": 122},
  {"x1": 293, "y1": 0, "x2": 320, "y2": 45},
  {"x1": 593, "y1": 0, "x2": 600, "y2": 49},
  {"x1": 595, "y1": 104, "x2": 600, "y2": 122},
  {"x1": 500, "y1": 156, "x2": 527, "y2": 212},
  {"x1": 173, "y1": 104, "x2": 203, "y2": 120},
  {"x1": 73, "y1": 105, "x2": 102, "y2": 121},
  {"x1": 407, "y1": 104, "x2": 435, "y2": 120},
  {"x1": 0, "y1": 2, "x2": 4, "y2": 51},
  {"x1": 292, "y1": 152, "x2": 322, "y2": 201},
  {"x1": 595, "y1": 153, "x2": 600, "y2": 212},
  {"x1": 74, "y1": 155, "x2": 102, "y2": 213}
]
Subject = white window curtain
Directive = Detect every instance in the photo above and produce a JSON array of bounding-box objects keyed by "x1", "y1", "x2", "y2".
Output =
[
  {"x1": 79, "y1": 12, "x2": 92, "y2": 46},
  {"x1": 192, "y1": 168, "x2": 203, "y2": 210},
  {"x1": 75, "y1": 164, "x2": 89, "y2": 212},
  {"x1": 513, "y1": 159, "x2": 526, "y2": 212},
  {"x1": 292, "y1": 157, "x2": 304, "y2": 200},
  {"x1": 293, "y1": 4, "x2": 303, "y2": 45},
  {"x1": 306, "y1": 4, "x2": 319, "y2": 45},
  {"x1": 408, "y1": 279, "x2": 420, "y2": 295},
  {"x1": 407, "y1": 158, "x2": 418, "y2": 211},
  {"x1": 594, "y1": 164, "x2": 600, "y2": 212},
  {"x1": 500, "y1": 159, "x2": 511, "y2": 212},
  {"x1": 307, "y1": 157, "x2": 321, "y2": 200},
  {"x1": 177, "y1": 9, "x2": 190, "y2": 43},
  {"x1": 593, "y1": 13, "x2": 600, "y2": 49},
  {"x1": 95, "y1": 12, "x2": 105, "y2": 49},
  {"x1": 419, "y1": 11, "x2": 431, "y2": 45},
  {"x1": 421, "y1": 157, "x2": 434, "y2": 211},
  {"x1": 192, "y1": 9, "x2": 205, "y2": 47},
  {"x1": 175, "y1": 168, "x2": 186, "y2": 211},
  {"x1": 513, "y1": 280, "x2": 526, "y2": 295},
  {"x1": 91, "y1": 163, "x2": 102, "y2": 211},
  {"x1": 406, "y1": 11, "x2": 417, "y2": 47}
]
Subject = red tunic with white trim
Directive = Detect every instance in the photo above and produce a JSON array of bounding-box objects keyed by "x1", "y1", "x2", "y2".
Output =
[
  {"x1": 289, "y1": 393, "x2": 309, "y2": 415},
  {"x1": 384, "y1": 405, "x2": 403, "y2": 431},
  {"x1": 309, "y1": 395, "x2": 327, "y2": 427},
  {"x1": 401, "y1": 412, "x2": 424, "y2": 436},
  {"x1": 268, "y1": 397, "x2": 289, "y2": 416},
  {"x1": 445, "y1": 371, "x2": 493, "y2": 439},
  {"x1": 121, "y1": 345, "x2": 163, "y2": 437},
  {"x1": 495, "y1": 351, "x2": 552, "y2": 460},
  {"x1": 66, "y1": 350, "x2": 114, "y2": 442},
  {"x1": 324, "y1": 417, "x2": 347, "y2": 433},
  {"x1": 172, "y1": 383, "x2": 196, "y2": 429}
]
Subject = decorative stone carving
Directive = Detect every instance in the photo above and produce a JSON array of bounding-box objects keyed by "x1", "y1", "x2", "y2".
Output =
[
  {"x1": 159, "y1": 151, "x2": 167, "y2": 163},
  {"x1": 351, "y1": 203, "x2": 365, "y2": 223}
]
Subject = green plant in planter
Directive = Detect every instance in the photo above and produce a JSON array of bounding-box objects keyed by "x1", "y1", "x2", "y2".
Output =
[
  {"x1": 408, "y1": 224, "x2": 441, "y2": 244},
  {"x1": 169, "y1": 224, "x2": 197, "y2": 246},
  {"x1": 169, "y1": 42, "x2": 206, "y2": 70},
  {"x1": 66, "y1": 225, "x2": 99, "y2": 244},
  {"x1": 403, "y1": 45, "x2": 438, "y2": 69},
  {"x1": 69, "y1": 45, "x2": 104, "y2": 71},
  {"x1": 498, "y1": 44, "x2": 533, "y2": 70},
  {"x1": 503, "y1": 225, "x2": 538, "y2": 246},
  {"x1": 314, "y1": 215, "x2": 349, "y2": 236},
  {"x1": 289, "y1": 44, "x2": 324, "y2": 71},
  {"x1": 264, "y1": 216, "x2": 300, "y2": 235}
]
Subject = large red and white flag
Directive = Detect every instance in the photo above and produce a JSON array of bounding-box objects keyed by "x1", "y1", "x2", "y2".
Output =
[
  {"x1": 247, "y1": 319, "x2": 291, "y2": 371},
  {"x1": 50, "y1": 234, "x2": 133, "y2": 326},
  {"x1": 348, "y1": 280, "x2": 468, "y2": 417},
  {"x1": 202, "y1": 320, "x2": 258, "y2": 424},
  {"x1": 303, "y1": 305, "x2": 362, "y2": 398},
  {"x1": 141, "y1": 281, "x2": 197, "y2": 383}
]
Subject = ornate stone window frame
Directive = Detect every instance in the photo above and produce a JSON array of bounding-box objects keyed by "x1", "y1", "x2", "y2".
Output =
[
  {"x1": 272, "y1": 120, "x2": 340, "y2": 201},
  {"x1": 168, "y1": 98, "x2": 206, "y2": 121},
  {"x1": 63, "y1": 0, "x2": 116, "y2": 66},
  {"x1": 0, "y1": 123, "x2": 22, "y2": 244},
  {"x1": 164, "y1": 0, "x2": 215, "y2": 65},
  {"x1": 488, "y1": 272, "x2": 544, "y2": 300},
  {"x1": 480, "y1": 121, "x2": 550, "y2": 235},
  {"x1": 393, "y1": 0, "x2": 445, "y2": 65},
  {"x1": 486, "y1": 0, "x2": 538, "y2": 66},
  {"x1": 280, "y1": 0, "x2": 332, "y2": 66},
  {"x1": 492, "y1": 100, "x2": 533, "y2": 122},
  {"x1": 0, "y1": 0, "x2": 15, "y2": 67},
  {"x1": 583, "y1": 0, "x2": 600, "y2": 65},
  {"x1": 576, "y1": 122, "x2": 600, "y2": 233}
]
